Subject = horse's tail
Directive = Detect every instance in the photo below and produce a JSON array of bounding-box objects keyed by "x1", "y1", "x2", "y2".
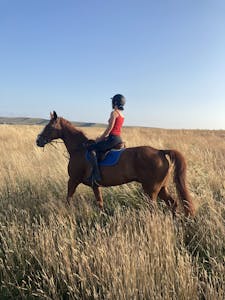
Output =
[{"x1": 162, "y1": 150, "x2": 195, "y2": 216}]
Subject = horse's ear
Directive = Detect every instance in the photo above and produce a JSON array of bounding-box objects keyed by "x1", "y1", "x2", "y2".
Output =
[
  {"x1": 50, "y1": 111, "x2": 58, "y2": 120},
  {"x1": 53, "y1": 111, "x2": 58, "y2": 120}
]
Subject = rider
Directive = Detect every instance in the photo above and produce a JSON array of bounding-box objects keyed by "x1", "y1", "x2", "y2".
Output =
[{"x1": 87, "y1": 94, "x2": 126, "y2": 185}]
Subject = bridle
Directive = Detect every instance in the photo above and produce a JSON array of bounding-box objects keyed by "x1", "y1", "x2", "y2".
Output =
[
  {"x1": 37, "y1": 133, "x2": 89, "y2": 159},
  {"x1": 37, "y1": 133, "x2": 69, "y2": 159}
]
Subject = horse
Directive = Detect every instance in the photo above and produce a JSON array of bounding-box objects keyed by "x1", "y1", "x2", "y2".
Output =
[{"x1": 36, "y1": 111, "x2": 195, "y2": 217}]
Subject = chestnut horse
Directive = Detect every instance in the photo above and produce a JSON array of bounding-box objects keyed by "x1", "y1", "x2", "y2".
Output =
[{"x1": 36, "y1": 111, "x2": 195, "y2": 216}]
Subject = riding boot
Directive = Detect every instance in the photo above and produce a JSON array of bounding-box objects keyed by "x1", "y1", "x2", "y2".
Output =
[{"x1": 88, "y1": 150, "x2": 102, "y2": 186}]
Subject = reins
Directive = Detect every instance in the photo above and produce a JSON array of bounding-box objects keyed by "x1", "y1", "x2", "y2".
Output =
[
  {"x1": 44, "y1": 139, "x2": 87, "y2": 160},
  {"x1": 41, "y1": 141, "x2": 69, "y2": 160}
]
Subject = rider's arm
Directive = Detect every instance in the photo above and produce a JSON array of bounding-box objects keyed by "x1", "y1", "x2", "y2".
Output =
[{"x1": 97, "y1": 111, "x2": 117, "y2": 141}]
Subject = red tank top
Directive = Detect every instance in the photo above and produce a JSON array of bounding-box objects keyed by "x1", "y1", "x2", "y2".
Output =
[{"x1": 110, "y1": 113, "x2": 124, "y2": 136}]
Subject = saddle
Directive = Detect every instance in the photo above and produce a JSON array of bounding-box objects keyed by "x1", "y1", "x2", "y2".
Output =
[
  {"x1": 85, "y1": 140, "x2": 126, "y2": 185},
  {"x1": 84, "y1": 140, "x2": 126, "y2": 162},
  {"x1": 97, "y1": 142, "x2": 126, "y2": 162}
]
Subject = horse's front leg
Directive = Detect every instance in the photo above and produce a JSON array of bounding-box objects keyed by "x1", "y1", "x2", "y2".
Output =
[
  {"x1": 66, "y1": 177, "x2": 79, "y2": 205},
  {"x1": 92, "y1": 186, "x2": 103, "y2": 210}
]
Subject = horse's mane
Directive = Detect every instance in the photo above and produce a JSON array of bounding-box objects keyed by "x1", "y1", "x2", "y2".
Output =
[{"x1": 59, "y1": 117, "x2": 88, "y2": 141}]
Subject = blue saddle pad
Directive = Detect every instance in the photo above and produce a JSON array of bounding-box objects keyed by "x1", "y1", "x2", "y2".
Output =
[{"x1": 86, "y1": 149, "x2": 125, "y2": 166}]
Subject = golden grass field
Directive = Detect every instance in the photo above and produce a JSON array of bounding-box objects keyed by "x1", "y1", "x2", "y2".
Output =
[{"x1": 0, "y1": 125, "x2": 225, "y2": 299}]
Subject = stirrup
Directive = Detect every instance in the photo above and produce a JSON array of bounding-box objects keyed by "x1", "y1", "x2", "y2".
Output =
[
  {"x1": 93, "y1": 179, "x2": 101, "y2": 187},
  {"x1": 92, "y1": 172, "x2": 102, "y2": 186},
  {"x1": 87, "y1": 174, "x2": 101, "y2": 187}
]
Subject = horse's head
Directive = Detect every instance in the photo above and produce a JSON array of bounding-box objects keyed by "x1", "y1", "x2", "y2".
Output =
[{"x1": 36, "y1": 111, "x2": 62, "y2": 147}]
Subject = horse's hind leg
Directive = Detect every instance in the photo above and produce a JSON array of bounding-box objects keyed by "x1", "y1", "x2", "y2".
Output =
[
  {"x1": 142, "y1": 183, "x2": 160, "y2": 206},
  {"x1": 158, "y1": 186, "x2": 178, "y2": 216}
]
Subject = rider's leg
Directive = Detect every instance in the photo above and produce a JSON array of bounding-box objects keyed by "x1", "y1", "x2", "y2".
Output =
[
  {"x1": 88, "y1": 150, "x2": 102, "y2": 185},
  {"x1": 87, "y1": 135, "x2": 123, "y2": 186},
  {"x1": 94, "y1": 135, "x2": 123, "y2": 152}
]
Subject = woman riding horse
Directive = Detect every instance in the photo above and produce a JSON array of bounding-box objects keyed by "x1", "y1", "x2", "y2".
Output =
[
  {"x1": 36, "y1": 111, "x2": 195, "y2": 217},
  {"x1": 87, "y1": 94, "x2": 125, "y2": 185}
]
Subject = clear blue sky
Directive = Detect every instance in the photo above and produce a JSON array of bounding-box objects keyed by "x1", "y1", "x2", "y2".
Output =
[{"x1": 1, "y1": 0, "x2": 225, "y2": 129}]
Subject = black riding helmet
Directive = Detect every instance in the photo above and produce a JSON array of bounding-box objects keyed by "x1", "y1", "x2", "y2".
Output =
[{"x1": 111, "y1": 94, "x2": 126, "y2": 110}]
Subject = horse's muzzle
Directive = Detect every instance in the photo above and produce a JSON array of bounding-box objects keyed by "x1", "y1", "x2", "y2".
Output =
[{"x1": 36, "y1": 135, "x2": 47, "y2": 147}]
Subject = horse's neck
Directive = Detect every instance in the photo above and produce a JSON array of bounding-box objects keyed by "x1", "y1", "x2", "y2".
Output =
[{"x1": 60, "y1": 119, "x2": 88, "y2": 155}]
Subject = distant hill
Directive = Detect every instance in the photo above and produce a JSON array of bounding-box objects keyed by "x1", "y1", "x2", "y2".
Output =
[{"x1": 0, "y1": 117, "x2": 106, "y2": 127}]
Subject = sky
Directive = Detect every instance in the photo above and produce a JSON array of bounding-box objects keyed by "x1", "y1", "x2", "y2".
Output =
[{"x1": 0, "y1": 0, "x2": 225, "y2": 129}]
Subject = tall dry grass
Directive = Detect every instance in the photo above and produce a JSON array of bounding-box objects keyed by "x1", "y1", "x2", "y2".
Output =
[{"x1": 0, "y1": 125, "x2": 225, "y2": 299}]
